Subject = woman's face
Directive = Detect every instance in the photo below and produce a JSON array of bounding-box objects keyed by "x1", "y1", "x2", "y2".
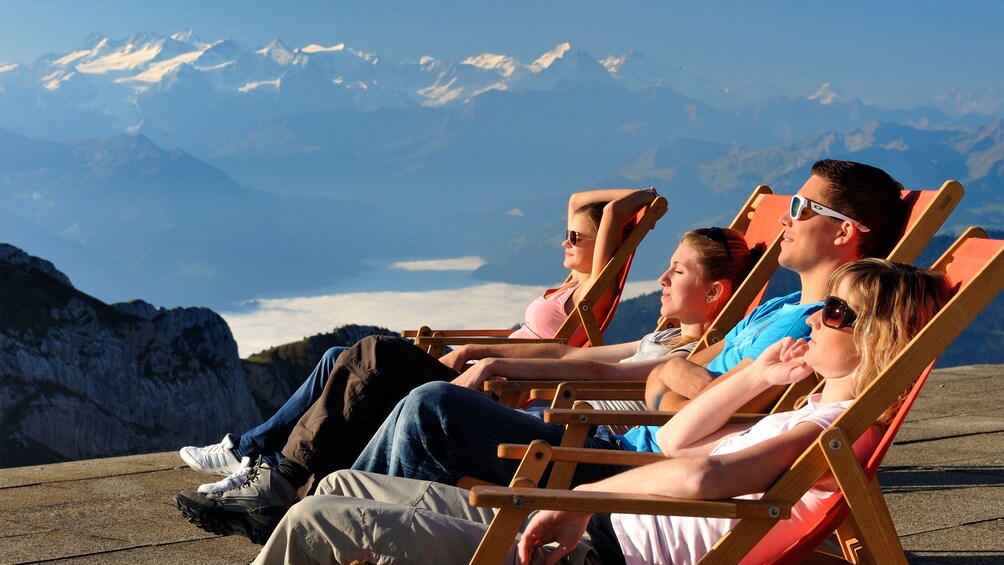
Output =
[
  {"x1": 657, "y1": 242, "x2": 718, "y2": 324},
  {"x1": 804, "y1": 278, "x2": 860, "y2": 379},
  {"x1": 563, "y1": 212, "x2": 596, "y2": 273}
]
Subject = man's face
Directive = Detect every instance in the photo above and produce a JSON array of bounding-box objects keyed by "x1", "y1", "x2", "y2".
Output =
[{"x1": 778, "y1": 175, "x2": 847, "y2": 272}]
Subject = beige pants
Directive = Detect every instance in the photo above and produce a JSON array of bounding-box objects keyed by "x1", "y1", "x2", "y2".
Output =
[{"x1": 253, "y1": 470, "x2": 600, "y2": 564}]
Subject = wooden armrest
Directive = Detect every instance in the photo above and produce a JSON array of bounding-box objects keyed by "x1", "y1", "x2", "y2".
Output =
[
  {"x1": 543, "y1": 408, "x2": 767, "y2": 426},
  {"x1": 487, "y1": 380, "x2": 647, "y2": 394},
  {"x1": 469, "y1": 486, "x2": 790, "y2": 520},
  {"x1": 496, "y1": 443, "x2": 667, "y2": 467},
  {"x1": 416, "y1": 336, "x2": 567, "y2": 348},
  {"x1": 412, "y1": 329, "x2": 516, "y2": 338},
  {"x1": 530, "y1": 387, "x2": 646, "y2": 402},
  {"x1": 484, "y1": 380, "x2": 573, "y2": 394}
]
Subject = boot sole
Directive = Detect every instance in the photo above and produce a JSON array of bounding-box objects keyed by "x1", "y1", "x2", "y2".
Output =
[{"x1": 173, "y1": 492, "x2": 280, "y2": 545}]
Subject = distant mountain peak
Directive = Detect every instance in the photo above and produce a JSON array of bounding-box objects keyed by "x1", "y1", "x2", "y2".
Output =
[
  {"x1": 301, "y1": 43, "x2": 346, "y2": 54},
  {"x1": 170, "y1": 29, "x2": 194, "y2": 43},
  {"x1": 600, "y1": 52, "x2": 629, "y2": 74},
  {"x1": 530, "y1": 42, "x2": 571, "y2": 73},
  {"x1": 257, "y1": 38, "x2": 298, "y2": 66},
  {"x1": 460, "y1": 52, "x2": 517, "y2": 77},
  {"x1": 809, "y1": 83, "x2": 839, "y2": 105}
]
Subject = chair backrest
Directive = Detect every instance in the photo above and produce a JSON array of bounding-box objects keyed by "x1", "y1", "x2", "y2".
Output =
[
  {"x1": 560, "y1": 194, "x2": 668, "y2": 348},
  {"x1": 709, "y1": 228, "x2": 1004, "y2": 564},
  {"x1": 887, "y1": 181, "x2": 965, "y2": 264}
]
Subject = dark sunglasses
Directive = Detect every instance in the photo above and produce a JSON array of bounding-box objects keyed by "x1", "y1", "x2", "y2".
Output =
[
  {"x1": 704, "y1": 226, "x2": 732, "y2": 261},
  {"x1": 789, "y1": 195, "x2": 870, "y2": 233},
  {"x1": 822, "y1": 295, "x2": 857, "y2": 330},
  {"x1": 565, "y1": 230, "x2": 594, "y2": 246}
]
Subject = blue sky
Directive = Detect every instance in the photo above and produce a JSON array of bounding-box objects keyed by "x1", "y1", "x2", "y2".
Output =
[{"x1": 1, "y1": 0, "x2": 1001, "y2": 106}]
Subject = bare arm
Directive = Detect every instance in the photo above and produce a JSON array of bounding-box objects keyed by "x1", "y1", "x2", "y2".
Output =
[
  {"x1": 569, "y1": 189, "x2": 656, "y2": 299},
  {"x1": 517, "y1": 420, "x2": 823, "y2": 564},
  {"x1": 644, "y1": 356, "x2": 717, "y2": 409},
  {"x1": 656, "y1": 337, "x2": 813, "y2": 456},
  {"x1": 517, "y1": 341, "x2": 819, "y2": 563},
  {"x1": 644, "y1": 339, "x2": 724, "y2": 409},
  {"x1": 439, "y1": 340, "x2": 640, "y2": 372},
  {"x1": 451, "y1": 347, "x2": 674, "y2": 389}
]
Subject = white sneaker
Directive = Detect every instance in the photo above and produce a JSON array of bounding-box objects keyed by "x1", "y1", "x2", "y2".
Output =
[
  {"x1": 197, "y1": 456, "x2": 253, "y2": 494},
  {"x1": 179, "y1": 433, "x2": 242, "y2": 476}
]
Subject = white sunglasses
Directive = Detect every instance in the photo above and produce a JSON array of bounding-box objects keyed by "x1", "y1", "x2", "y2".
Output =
[{"x1": 790, "y1": 195, "x2": 870, "y2": 233}]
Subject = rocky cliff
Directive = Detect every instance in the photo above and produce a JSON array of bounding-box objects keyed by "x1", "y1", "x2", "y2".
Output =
[{"x1": 0, "y1": 244, "x2": 261, "y2": 467}]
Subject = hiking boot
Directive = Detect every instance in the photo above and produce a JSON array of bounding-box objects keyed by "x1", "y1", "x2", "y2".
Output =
[
  {"x1": 179, "y1": 433, "x2": 242, "y2": 476},
  {"x1": 174, "y1": 460, "x2": 296, "y2": 544},
  {"x1": 198, "y1": 456, "x2": 253, "y2": 494}
]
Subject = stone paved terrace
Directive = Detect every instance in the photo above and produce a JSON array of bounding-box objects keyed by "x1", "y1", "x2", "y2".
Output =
[{"x1": 1, "y1": 364, "x2": 1002, "y2": 564}]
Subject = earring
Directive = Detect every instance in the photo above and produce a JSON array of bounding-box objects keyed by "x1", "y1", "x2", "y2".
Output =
[{"x1": 706, "y1": 297, "x2": 712, "y2": 303}]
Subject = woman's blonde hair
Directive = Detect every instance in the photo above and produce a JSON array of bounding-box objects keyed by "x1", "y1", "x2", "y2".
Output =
[{"x1": 829, "y1": 258, "x2": 954, "y2": 423}]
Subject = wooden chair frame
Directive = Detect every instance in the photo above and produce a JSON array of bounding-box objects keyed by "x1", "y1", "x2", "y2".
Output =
[{"x1": 468, "y1": 227, "x2": 1003, "y2": 565}]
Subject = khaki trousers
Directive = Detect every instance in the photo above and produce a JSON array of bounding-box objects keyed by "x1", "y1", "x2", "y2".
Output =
[{"x1": 254, "y1": 470, "x2": 600, "y2": 564}]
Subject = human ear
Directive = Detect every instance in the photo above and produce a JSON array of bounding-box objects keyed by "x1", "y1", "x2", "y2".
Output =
[
  {"x1": 832, "y1": 221, "x2": 856, "y2": 246},
  {"x1": 707, "y1": 281, "x2": 725, "y2": 303}
]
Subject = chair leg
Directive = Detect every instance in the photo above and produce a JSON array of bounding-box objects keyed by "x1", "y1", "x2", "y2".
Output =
[
  {"x1": 469, "y1": 441, "x2": 553, "y2": 564},
  {"x1": 469, "y1": 506, "x2": 531, "y2": 565},
  {"x1": 820, "y1": 428, "x2": 907, "y2": 565},
  {"x1": 545, "y1": 422, "x2": 591, "y2": 489}
]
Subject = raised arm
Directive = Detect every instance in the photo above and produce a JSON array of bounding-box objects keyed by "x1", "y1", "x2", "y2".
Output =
[{"x1": 569, "y1": 188, "x2": 657, "y2": 296}]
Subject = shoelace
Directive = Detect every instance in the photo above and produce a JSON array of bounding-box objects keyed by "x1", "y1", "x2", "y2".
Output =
[
  {"x1": 211, "y1": 456, "x2": 264, "y2": 497},
  {"x1": 234, "y1": 456, "x2": 265, "y2": 492},
  {"x1": 202, "y1": 441, "x2": 231, "y2": 454},
  {"x1": 200, "y1": 457, "x2": 252, "y2": 494}
]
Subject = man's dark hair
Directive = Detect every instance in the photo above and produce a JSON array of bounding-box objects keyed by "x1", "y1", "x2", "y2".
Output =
[{"x1": 811, "y1": 159, "x2": 907, "y2": 259}]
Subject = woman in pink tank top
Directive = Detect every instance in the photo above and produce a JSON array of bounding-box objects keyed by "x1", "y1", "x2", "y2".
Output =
[{"x1": 508, "y1": 188, "x2": 659, "y2": 339}]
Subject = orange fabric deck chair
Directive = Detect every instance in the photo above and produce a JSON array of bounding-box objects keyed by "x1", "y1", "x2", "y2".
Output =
[
  {"x1": 401, "y1": 193, "x2": 668, "y2": 358},
  {"x1": 496, "y1": 181, "x2": 965, "y2": 413},
  {"x1": 467, "y1": 227, "x2": 1003, "y2": 565}
]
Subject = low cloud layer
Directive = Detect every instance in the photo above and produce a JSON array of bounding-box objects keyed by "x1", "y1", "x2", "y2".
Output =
[{"x1": 222, "y1": 280, "x2": 658, "y2": 357}]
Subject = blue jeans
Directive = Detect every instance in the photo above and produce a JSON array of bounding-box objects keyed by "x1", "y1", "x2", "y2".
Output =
[
  {"x1": 235, "y1": 346, "x2": 348, "y2": 466},
  {"x1": 352, "y1": 381, "x2": 627, "y2": 487}
]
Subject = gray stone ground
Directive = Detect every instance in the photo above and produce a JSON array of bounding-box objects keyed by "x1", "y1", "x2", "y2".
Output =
[{"x1": 0, "y1": 364, "x2": 1001, "y2": 564}]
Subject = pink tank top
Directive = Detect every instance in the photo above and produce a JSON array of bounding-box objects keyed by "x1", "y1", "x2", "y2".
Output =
[{"x1": 507, "y1": 283, "x2": 578, "y2": 339}]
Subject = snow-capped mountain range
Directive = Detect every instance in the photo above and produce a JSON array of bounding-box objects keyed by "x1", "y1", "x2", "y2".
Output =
[
  {"x1": 2, "y1": 31, "x2": 749, "y2": 110},
  {"x1": 5, "y1": 28, "x2": 922, "y2": 154}
]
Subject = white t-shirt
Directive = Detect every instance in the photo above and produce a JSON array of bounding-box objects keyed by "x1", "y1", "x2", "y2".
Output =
[
  {"x1": 610, "y1": 395, "x2": 880, "y2": 565},
  {"x1": 586, "y1": 329, "x2": 696, "y2": 433}
]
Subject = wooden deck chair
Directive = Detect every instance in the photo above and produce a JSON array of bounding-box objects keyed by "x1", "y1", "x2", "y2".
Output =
[
  {"x1": 467, "y1": 227, "x2": 1004, "y2": 565},
  {"x1": 401, "y1": 193, "x2": 668, "y2": 358},
  {"x1": 491, "y1": 181, "x2": 965, "y2": 413},
  {"x1": 507, "y1": 182, "x2": 965, "y2": 491},
  {"x1": 486, "y1": 185, "x2": 788, "y2": 408}
]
